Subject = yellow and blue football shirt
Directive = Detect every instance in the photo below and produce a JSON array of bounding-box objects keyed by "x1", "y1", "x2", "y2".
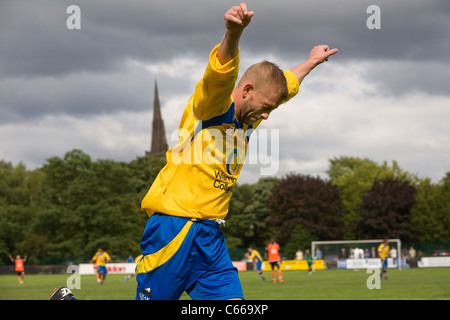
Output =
[
  {"x1": 248, "y1": 249, "x2": 263, "y2": 263},
  {"x1": 378, "y1": 243, "x2": 390, "y2": 259},
  {"x1": 92, "y1": 251, "x2": 110, "y2": 266},
  {"x1": 141, "y1": 44, "x2": 299, "y2": 221}
]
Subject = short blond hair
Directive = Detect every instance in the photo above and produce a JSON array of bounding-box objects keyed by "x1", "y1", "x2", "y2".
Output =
[{"x1": 238, "y1": 61, "x2": 288, "y2": 102}]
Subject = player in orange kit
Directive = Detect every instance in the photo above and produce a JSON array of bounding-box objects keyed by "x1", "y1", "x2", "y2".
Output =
[
  {"x1": 9, "y1": 254, "x2": 27, "y2": 284},
  {"x1": 265, "y1": 238, "x2": 284, "y2": 283}
]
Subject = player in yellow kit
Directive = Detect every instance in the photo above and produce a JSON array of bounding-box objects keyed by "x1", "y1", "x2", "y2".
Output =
[
  {"x1": 90, "y1": 247, "x2": 111, "y2": 284},
  {"x1": 135, "y1": 3, "x2": 338, "y2": 300},
  {"x1": 245, "y1": 247, "x2": 265, "y2": 280},
  {"x1": 378, "y1": 239, "x2": 390, "y2": 280}
]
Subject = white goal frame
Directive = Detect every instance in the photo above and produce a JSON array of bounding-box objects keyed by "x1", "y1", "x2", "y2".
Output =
[{"x1": 311, "y1": 239, "x2": 402, "y2": 270}]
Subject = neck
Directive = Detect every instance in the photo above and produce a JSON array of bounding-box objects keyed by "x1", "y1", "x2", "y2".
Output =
[{"x1": 232, "y1": 92, "x2": 243, "y2": 123}]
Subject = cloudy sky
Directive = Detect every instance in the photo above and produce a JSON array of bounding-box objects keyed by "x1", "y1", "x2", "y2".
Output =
[{"x1": 1, "y1": 0, "x2": 449, "y2": 184}]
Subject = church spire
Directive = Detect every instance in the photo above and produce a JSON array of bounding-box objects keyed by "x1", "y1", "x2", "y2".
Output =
[{"x1": 146, "y1": 80, "x2": 168, "y2": 158}]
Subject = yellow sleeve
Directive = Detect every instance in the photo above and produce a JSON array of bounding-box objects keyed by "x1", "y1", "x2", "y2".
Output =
[
  {"x1": 192, "y1": 44, "x2": 240, "y2": 121},
  {"x1": 283, "y1": 69, "x2": 300, "y2": 102},
  {"x1": 378, "y1": 244, "x2": 388, "y2": 258},
  {"x1": 248, "y1": 251, "x2": 256, "y2": 260}
]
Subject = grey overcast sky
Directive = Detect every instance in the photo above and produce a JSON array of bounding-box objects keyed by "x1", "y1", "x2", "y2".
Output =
[{"x1": 1, "y1": 0, "x2": 449, "y2": 183}]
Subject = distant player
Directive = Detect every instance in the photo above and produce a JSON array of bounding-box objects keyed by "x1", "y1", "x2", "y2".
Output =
[
  {"x1": 9, "y1": 254, "x2": 27, "y2": 284},
  {"x1": 378, "y1": 239, "x2": 390, "y2": 279},
  {"x1": 305, "y1": 249, "x2": 313, "y2": 275},
  {"x1": 90, "y1": 247, "x2": 111, "y2": 284},
  {"x1": 265, "y1": 238, "x2": 284, "y2": 283},
  {"x1": 125, "y1": 254, "x2": 143, "y2": 283},
  {"x1": 245, "y1": 247, "x2": 265, "y2": 280}
]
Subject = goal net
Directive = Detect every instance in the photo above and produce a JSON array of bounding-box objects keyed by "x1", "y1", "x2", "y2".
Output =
[{"x1": 311, "y1": 239, "x2": 402, "y2": 270}]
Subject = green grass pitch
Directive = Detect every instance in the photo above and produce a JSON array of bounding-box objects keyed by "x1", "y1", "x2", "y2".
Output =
[{"x1": 0, "y1": 268, "x2": 449, "y2": 300}]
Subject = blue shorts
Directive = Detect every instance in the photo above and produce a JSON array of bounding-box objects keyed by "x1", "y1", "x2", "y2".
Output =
[
  {"x1": 97, "y1": 266, "x2": 107, "y2": 274},
  {"x1": 135, "y1": 213, "x2": 243, "y2": 300}
]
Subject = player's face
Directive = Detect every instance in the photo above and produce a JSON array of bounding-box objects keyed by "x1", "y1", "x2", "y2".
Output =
[{"x1": 238, "y1": 88, "x2": 281, "y2": 125}]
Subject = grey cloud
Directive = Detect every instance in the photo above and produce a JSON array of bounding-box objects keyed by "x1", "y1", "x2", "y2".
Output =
[
  {"x1": 0, "y1": 0, "x2": 223, "y2": 78},
  {"x1": 3, "y1": 0, "x2": 448, "y2": 78},
  {"x1": 1, "y1": 0, "x2": 449, "y2": 180},
  {"x1": 0, "y1": 68, "x2": 156, "y2": 124},
  {"x1": 238, "y1": 0, "x2": 450, "y2": 63},
  {"x1": 366, "y1": 61, "x2": 450, "y2": 97}
]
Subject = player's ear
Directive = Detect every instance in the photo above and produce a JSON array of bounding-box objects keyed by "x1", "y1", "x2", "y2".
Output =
[{"x1": 242, "y1": 83, "x2": 254, "y2": 99}]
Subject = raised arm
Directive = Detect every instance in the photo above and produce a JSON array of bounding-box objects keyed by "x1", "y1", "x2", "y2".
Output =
[
  {"x1": 290, "y1": 45, "x2": 339, "y2": 86},
  {"x1": 218, "y1": 3, "x2": 254, "y2": 65}
]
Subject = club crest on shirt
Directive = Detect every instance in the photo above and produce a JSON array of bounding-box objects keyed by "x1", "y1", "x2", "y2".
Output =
[{"x1": 225, "y1": 124, "x2": 237, "y2": 136}]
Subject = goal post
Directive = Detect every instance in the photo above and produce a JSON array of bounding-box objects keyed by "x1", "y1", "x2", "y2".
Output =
[{"x1": 311, "y1": 239, "x2": 402, "y2": 270}]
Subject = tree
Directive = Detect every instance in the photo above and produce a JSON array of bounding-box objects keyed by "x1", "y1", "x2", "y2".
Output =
[
  {"x1": 355, "y1": 178, "x2": 417, "y2": 241},
  {"x1": 411, "y1": 173, "x2": 450, "y2": 241},
  {"x1": 0, "y1": 161, "x2": 45, "y2": 265},
  {"x1": 327, "y1": 156, "x2": 417, "y2": 238},
  {"x1": 224, "y1": 177, "x2": 280, "y2": 248},
  {"x1": 127, "y1": 155, "x2": 166, "y2": 199},
  {"x1": 223, "y1": 183, "x2": 254, "y2": 249},
  {"x1": 284, "y1": 224, "x2": 316, "y2": 259},
  {"x1": 42, "y1": 149, "x2": 92, "y2": 206},
  {"x1": 37, "y1": 150, "x2": 147, "y2": 260},
  {"x1": 242, "y1": 177, "x2": 280, "y2": 246},
  {"x1": 1, "y1": 150, "x2": 169, "y2": 264},
  {"x1": 268, "y1": 173, "x2": 346, "y2": 245},
  {"x1": 434, "y1": 173, "x2": 450, "y2": 241}
]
